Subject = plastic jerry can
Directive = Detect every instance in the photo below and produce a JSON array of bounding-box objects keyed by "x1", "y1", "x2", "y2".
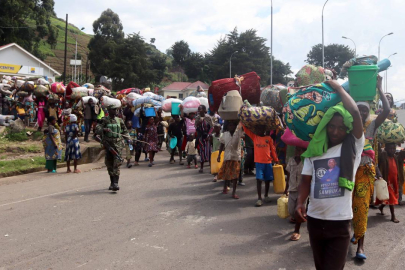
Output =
[
  {"x1": 273, "y1": 164, "x2": 286, "y2": 194},
  {"x1": 375, "y1": 178, "x2": 389, "y2": 201},
  {"x1": 210, "y1": 151, "x2": 224, "y2": 175},
  {"x1": 277, "y1": 195, "x2": 289, "y2": 219}
]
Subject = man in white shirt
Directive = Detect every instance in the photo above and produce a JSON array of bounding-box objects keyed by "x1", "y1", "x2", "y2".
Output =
[{"x1": 295, "y1": 80, "x2": 365, "y2": 270}]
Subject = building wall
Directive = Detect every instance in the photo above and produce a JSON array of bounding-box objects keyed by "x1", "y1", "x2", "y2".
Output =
[
  {"x1": 0, "y1": 47, "x2": 59, "y2": 81},
  {"x1": 158, "y1": 90, "x2": 183, "y2": 99}
]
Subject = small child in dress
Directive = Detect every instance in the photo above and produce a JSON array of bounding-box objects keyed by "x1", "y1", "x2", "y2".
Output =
[
  {"x1": 284, "y1": 147, "x2": 306, "y2": 241},
  {"x1": 217, "y1": 121, "x2": 244, "y2": 199},
  {"x1": 185, "y1": 134, "x2": 198, "y2": 169}
]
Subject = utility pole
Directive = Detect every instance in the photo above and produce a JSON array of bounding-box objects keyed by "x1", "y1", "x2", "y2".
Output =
[{"x1": 63, "y1": 14, "x2": 68, "y2": 85}]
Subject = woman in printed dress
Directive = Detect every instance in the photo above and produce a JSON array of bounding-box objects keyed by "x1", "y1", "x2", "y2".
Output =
[
  {"x1": 64, "y1": 114, "x2": 82, "y2": 173},
  {"x1": 43, "y1": 116, "x2": 63, "y2": 173},
  {"x1": 144, "y1": 117, "x2": 159, "y2": 167}
]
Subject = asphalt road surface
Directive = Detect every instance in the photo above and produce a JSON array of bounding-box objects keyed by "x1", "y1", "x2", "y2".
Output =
[{"x1": 0, "y1": 151, "x2": 405, "y2": 270}]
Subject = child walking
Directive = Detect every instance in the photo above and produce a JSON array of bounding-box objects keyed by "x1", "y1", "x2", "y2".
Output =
[
  {"x1": 217, "y1": 121, "x2": 243, "y2": 199},
  {"x1": 211, "y1": 124, "x2": 222, "y2": 182},
  {"x1": 377, "y1": 143, "x2": 404, "y2": 223},
  {"x1": 284, "y1": 147, "x2": 306, "y2": 241},
  {"x1": 185, "y1": 134, "x2": 198, "y2": 169},
  {"x1": 243, "y1": 125, "x2": 279, "y2": 207},
  {"x1": 125, "y1": 121, "x2": 135, "y2": 168}
]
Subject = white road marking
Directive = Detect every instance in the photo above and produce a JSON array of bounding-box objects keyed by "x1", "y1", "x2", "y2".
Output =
[{"x1": 0, "y1": 183, "x2": 104, "y2": 208}]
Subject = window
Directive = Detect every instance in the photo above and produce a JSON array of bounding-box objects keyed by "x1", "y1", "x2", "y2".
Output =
[{"x1": 179, "y1": 93, "x2": 183, "y2": 99}]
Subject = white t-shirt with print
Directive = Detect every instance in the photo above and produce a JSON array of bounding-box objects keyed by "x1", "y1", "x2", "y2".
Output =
[{"x1": 302, "y1": 134, "x2": 364, "y2": 221}]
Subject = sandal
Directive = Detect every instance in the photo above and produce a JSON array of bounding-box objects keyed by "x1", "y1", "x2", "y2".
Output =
[
  {"x1": 73, "y1": 169, "x2": 81, "y2": 173},
  {"x1": 222, "y1": 189, "x2": 228, "y2": 194},
  {"x1": 290, "y1": 233, "x2": 301, "y2": 241},
  {"x1": 232, "y1": 194, "x2": 239, "y2": 199}
]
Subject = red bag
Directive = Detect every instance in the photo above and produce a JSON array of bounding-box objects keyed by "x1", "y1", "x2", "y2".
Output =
[
  {"x1": 66, "y1": 81, "x2": 80, "y2": 98},
  {"x1": 208, "y1": 72, "x2": 261, "y2": 113}
]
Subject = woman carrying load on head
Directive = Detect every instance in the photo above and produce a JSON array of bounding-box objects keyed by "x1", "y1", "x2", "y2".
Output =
[{"x1": 351, "y1": 75, "x2": 390, "y2": 260}]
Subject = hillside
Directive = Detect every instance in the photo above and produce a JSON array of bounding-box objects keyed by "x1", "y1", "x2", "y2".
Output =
[{"x1": 30, "y1": 17, "x2": 93, "y2": 82}]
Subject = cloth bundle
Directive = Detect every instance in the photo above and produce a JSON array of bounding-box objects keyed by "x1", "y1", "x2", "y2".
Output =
[
  {"x1": 239, "y1": 101, "x2": 282, "y2": 135},
  {"x1": 162, "y1": 98, "x2": 182, "y2": 112},
  {"x1": 182, "y1": 96, "x2": 201, "y2": 114},
  {"x1": 142, "y1": 92, "x2": 165, "y2": 102},
  {"x1": 339, "y1": 55, "x2": 378, "y2": 79},
  {"x1": 82, "y1": 83, "x2": 94, "y2": 89},
  {"x1": 260, "y1": 87, "x2": 284, "y2": 113},
  {"x1": 284, "y1": 83, "x2": 341, "y2": 141},
  {"x1": 295, "y1": 65, "x2": 326, "y2": 87},
  {"x1": 101, "y1": 96, "x2": 121, "y2": 109},
  {"x1": 37, "y1": 78, "x2": 49, "y2": 85},
  {"x1": 20, "y1": 82, "x2": 35, "y2": 93},
  {"x1": 34, "y1": 85, "x2": 49, "y2": 98},
  {"x1": 198, "y1": 97, "x2": 209, "y2": 110},
  {"x1": 71, "y1": 87, "x2": 88, "y2": 99},
  {"x1": 132, "y1": 97, "x2": 161, "y2": 108},
  {"x1": 51, "y1": 82, "x2": 66, "y2": 94},
  {"x1": 377, "y1": 120, "x2": 405, "y2": 144}
]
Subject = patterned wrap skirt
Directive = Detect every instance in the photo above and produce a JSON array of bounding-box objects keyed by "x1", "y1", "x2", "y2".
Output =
[
  {"x1": 352, "y1": 164, "x2": 375, "y2": 244},
  {"x1": 218, "y1": 160, "x2": 241, "y2": 181}
]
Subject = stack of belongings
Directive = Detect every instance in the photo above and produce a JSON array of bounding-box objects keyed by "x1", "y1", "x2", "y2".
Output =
[
  {"x1": 131, "y1": 91, "x2": 165, "y2": 117},
  {"x1": 377, "y1": 119, "x2": 405, "y2": 145},
  {"x1": 239, "y1": 100, "x2": 283, "y2": 135},
  {"x1": 162, "y1": 98, "x2": 182, "y2": 119},
  {"x1": 181, "y1": 96, "x2": 201, "y2": 114},
  {"x1": 93, "y1": 85, "x2": 112, "y2": 99},
  {"x1": 218, "y1": 90, "x2": 243, "y2": 120},
  {"x1": 188, "y1": 85, "x2": 207, "y2": 98},
  {"x1": 260, "y1": 84, "x2": 288, "y2": 114},
  {"x1": 208, "y1": 72, "x2": 261, "y2": 113},
  {"x1": 282, "y1": 64, "x2": 339, "y2": 148}
]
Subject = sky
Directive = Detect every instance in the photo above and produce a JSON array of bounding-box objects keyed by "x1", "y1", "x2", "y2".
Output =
[{"x1": 55, "y1": 0, "x2": 404, "y2": 102}]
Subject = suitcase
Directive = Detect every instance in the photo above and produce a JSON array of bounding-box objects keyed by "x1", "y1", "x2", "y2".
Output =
[
  {"x1": 208, "y1": 72, "x2": 261, "y2": 113},
  {"x1": 273, "y1": 164, "x2": 286, "y2": 194}
]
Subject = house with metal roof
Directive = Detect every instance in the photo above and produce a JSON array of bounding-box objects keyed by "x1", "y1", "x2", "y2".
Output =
[
  {"x1": 0, "y1": 43, "x2": 61, "y2": 82},
  {"x1": 159, "y1": 81, "x2": 209, "y2": 99}
]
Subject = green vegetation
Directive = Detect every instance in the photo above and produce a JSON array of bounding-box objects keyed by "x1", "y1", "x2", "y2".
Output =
[
  {"x1": 4, "y1": 130, "x2": 29, "y2": 142},
  {"x1": 0, "y1": 156, "x2": 45, "y2": 174}
]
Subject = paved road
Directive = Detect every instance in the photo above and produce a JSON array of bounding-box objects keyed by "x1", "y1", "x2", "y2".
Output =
[{"x1": 0, "y1": 151, "x2": 405, "y2": 270}]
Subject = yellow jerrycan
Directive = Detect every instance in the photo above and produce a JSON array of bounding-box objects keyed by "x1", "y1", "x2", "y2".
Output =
[
  {"x1": 210, "y1": 151, "x2": 224, "y2": 175},
  {"x1": 277, "y1": 195, "x2": 289, "y2": 219},
  {"x1": 273, "y1": 164, "x2": 286, "y2": 194}
]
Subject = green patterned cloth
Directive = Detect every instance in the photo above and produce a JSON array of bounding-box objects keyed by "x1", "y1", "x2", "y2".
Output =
[
  {"x1": 284, "y1": 83, "x2": 341, "y2": 141},
  {"x1": 377, "y1": 120, "x2": 405, "y2": 144}
]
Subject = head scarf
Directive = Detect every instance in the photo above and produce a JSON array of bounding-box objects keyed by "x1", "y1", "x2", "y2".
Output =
[{"x1": 356, "y1": 101, "x2": 370, "y2": 111}]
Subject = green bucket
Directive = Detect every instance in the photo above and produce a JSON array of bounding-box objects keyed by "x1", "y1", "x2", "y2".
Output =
[{"x1": 348, "y1": 65, "x2": 378, "y2": 101}]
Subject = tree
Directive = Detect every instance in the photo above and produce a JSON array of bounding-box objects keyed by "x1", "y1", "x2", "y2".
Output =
[
  {"x1": 207, "y1": 27, "x2": 292, "y2": 85},
  {"x1": 88, "y1": 9, "x2": 125, "y2": 83},
  {"x1": 150, "y1": 38, "x2": 156, "y2": 44},
  {"x1": 171, "y1": 40, "x2": 191, "y2": 67},
  {"x1": 0, "y1": 0, "x2": 58, "y2": 60},
  {"x1": 306, "y1": 44, "x2": 355, "y2": 75},
  {"x1": 184, "y1": 52, "x2": 205, "y2": 80}
]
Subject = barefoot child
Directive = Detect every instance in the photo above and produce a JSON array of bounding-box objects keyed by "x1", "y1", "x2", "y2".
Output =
[
  {"x1": 217, "y1": 121, "x2": 243, "y2": 199},
  {"x1": 243, "y1": 125, "x2": 279, "y2": 207},
  {"x1": 185, "y1": 134, "x2": 198, "y2": 169},
  {"x1": 377, "y1": 143, "x2": 404, "y2": 223},
  {"x1": 284, "y1": 147, "x2": 306, "y2": 241}
]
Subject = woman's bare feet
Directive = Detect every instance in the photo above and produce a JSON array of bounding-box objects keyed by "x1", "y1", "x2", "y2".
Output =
[
  {"x1": 73, "y1": 169, "x2": 81, "y2": 173},
  {"x1": 378, "y1": 205, "x2": 385, "y2": 215},
  {"x1": 66, "y1": 169, "x2": 72, "y2": 173},
  {"x1": 391, "y1": 217, "x2": 400, "y2": 223}
]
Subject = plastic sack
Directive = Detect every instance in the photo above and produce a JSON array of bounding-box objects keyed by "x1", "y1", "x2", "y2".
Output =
[
  {"x1": 182, "y1": 96, "x2": 201, "y2": 114},
  {"x1": 162, "y1": 98, "x2": 182, "y2": 112},
  {"x1": 377, "y1": 120, "x2": 405, "y2": 144},
  {"x1": 281, "y1": 127, "x2": 309, "y2": 148},
  {"x1": 37, "y1": 78, "x2": 49, "y2": 85},
  {"x1": 51, "y1": 82, "x2": 66, "y2": 94},
  {"x1": 127, "y1": 93, "x2": 142, "y2": 100},
  {"x1": 34, "y1": 85, "x2": 49, "y2": 98},
  {"x1": 284, "y1": 83, "x2": 341, "y2": 141},
  {"x1": 142, "y1": 92, "x2": 165, "y2": 102},
  {"x1": 82, "y1": 83, "x2": 94, "y2": 89},
  {"x1": 198, "y1": 97, "x2": 209, "y2": 110},
  {"x1": 101, "y1": 96, "x2": 121, "y2": 108},
  {"x1": 239, "y1": 101, "x2": 281, "y2": 135},
  {"x1": 82, "y1": 96, "x2": 98, "y2": 104}
]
